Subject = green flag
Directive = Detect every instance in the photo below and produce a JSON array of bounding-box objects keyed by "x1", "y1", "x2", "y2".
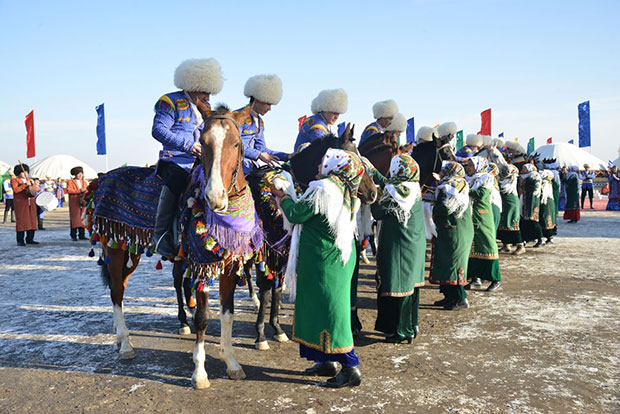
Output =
[
  {"x1": 527, "y1": 137, "x2": 535, "y2": 154},
  {"x1": 456, "y1": 130, "x2": 464, "y2": 150}
]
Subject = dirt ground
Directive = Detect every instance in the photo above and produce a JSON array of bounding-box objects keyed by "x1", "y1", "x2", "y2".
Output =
[{"x1": 0, "y1": 206, "x2": 618, "y2": 413}]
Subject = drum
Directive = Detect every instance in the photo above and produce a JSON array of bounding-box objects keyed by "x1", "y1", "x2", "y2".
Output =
[{"x1": 35, "y1": 191, "x2": 59, "y2": 212}]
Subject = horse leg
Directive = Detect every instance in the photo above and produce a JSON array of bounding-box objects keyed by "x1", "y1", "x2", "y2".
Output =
[
  {"x1": 107, "y1": 247, "x2": 140, "y2": 360},
  {"x1": 219, "y1": 267, "x2": 245, "y2": 380},
  {"x1": 244, "y1": 258, "x2": 260, "y2": 311},
  {"x1": 254, "y1": 267, "x2": 270, "y2": 350},
  {"x1": 269, "y1": 283, "x2": 289, "y2": 343},
  {"x1": 192, "y1": 289, "x2": 210, "y2": 389},
  {"x1": 183, "y1": 276, "x2": 196, "y2": 316},
  {"x1": 173, "y1": 261, "x2": 191, "y2": 335}
]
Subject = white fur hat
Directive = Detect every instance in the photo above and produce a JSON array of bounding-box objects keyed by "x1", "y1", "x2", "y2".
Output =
[
  {"x1": 466, "y1": 133, "x2": 483, "y2": 146},
  {"x1": 437, "y1": 122, "x2": 457, "y2": 138},
  {"x1": 505, "y1": 140, "x2": 526, "y2": 154},
  {"x1": 174, "y1": 58, "x2": 223, "y2": 94},
  {"x1": 490, "y1": 137, "x2": 504, "y2": 148},
  {"x1": 386, "y1": 113, "x2": 407, "y2": 132},
  {"x1": 482, "y1": 135, "x2": 492, "y2": 146},
  {"x1": 244, "y1": 74, "x2": 282, "y2": 105},
  {"x1": 372, "y1": 99, "x2": 398, "y2": 119},
  {"x1": 416, "y1": 126, "x2": 436, "y2": 143},
  {"x1": 311, "y1": 89, "x2": 348, "y2": 114}
]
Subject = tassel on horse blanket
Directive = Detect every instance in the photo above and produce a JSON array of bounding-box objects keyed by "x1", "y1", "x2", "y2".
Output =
[
  {"x1": 88, "y1": 248, "x2": 95, "y2": 257},
  {"x1": 155, "y1": 259, "x2": 163, "y2": 270},
  {"x1": 97, "y1": 256, "x2": 104, "y2": 266}
]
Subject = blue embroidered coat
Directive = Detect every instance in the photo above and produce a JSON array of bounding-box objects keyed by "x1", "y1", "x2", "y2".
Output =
[
  {"x1": 152, "y1": 91, "x2": 209, "y2": 171},
  {"x1": 233, "y1": 104, "x2": 288, "y2": 174},
  {"x1": 358, "y1": 121, "x2": 382, "y2": 147},
  {"x1": 294, "y1": 114, "x2": 330, "y2": 151},
  {"x1": 455, "y1": 145, "x2": 477, "y2": 159}
]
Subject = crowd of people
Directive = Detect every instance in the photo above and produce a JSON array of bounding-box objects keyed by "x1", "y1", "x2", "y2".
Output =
[{"x1": 2, "y1": 57, "x2": 619, "y2": 390}]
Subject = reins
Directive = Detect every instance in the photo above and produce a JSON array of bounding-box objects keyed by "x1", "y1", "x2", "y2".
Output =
[{"x1": 201, "y1": 114, "x2": 246, "y2": 198}]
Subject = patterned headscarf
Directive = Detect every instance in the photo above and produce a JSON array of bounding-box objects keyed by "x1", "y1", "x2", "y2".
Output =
[
  {"x1": 437, "y1": 161, "x2": 469, "y2": 218},
  {"x1": 488, "y1": 163, "x2": 500, "y2": 178},
  {"x1": 381, "y1": 154, "x2": 421, "y2": 226},
  {"x1": 319, "y1": 148, "x2": 364, "y2": 219},
  {"x1": 500, "y1": 164, "x2": 519, "y2": 195},
  {"x1": 466, "y1": 156, "x2": 494, "y2": 190},
  {"x1": 520, "y1": 163, "x2": 542, "y2": 197}
]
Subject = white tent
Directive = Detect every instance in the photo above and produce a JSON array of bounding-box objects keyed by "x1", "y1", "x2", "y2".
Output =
[
  {"x1": 30, "y1": 155, "x2": 98, "y2": 180},
  {"x1": 0, "y1": 161, "x2": 10, "y2": 174},
  {"x1": 533, "y1": 143, "x2": 607, "y2": 170},
  {"x1": 613, "y1": 157, "x2": 620, "y2": 168}
]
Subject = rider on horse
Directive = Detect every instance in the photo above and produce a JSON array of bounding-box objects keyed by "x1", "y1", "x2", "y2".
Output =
[
  {"x1": 233, "y1": 74, "x2": 291, "y2": 173},
  {"x1": 294, "y1": 88, "x2": 348, "y2": 152},
  {"x1": 358, "y1": 99, "x2": 399, "y2": 148},
  {"x1": 455, "y1": 133, "x2": 483, "y2": 160},
  {"x1": 151, "y1": 58, "x2": 224, "y2": 257},
  {"x1": 384, "y1": 112, "x2": 407, "y2": 146}
]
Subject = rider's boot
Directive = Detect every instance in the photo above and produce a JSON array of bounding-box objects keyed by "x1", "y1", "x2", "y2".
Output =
[{"x1": 152, "y1": 185, "x2": 178, "y2": 258}]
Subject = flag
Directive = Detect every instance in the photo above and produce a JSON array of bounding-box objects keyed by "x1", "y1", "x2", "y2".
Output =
[
  {"x1": 546, "y1": 137, "x2": 552, "y2": 144},
  {"x1": 568, "y1": 139, "x2": 574, "y2": 144},
  {"x1": 477, "y1": 108, "x2": 491, "y2": 136},
  {"x1": 96, "y1": 104, "x2": 106, "y2": 155},
  {"x1": 609, "y1": 160, "x2": 615, "y2": 169},
  {"x1": 337, "y1": 122, "x2": 346, "y2": 137},
  {"x1": 406, "y1": 117, "x2": 415, "y2": 144},
  {"x1": 527, "y1": 137, "x2": 535, "y2": 154},
  {"x1": 297, "y1": 115, "x2": 307, "y2": 131},
  {"x1": 499, "y1": 132, "x2": 504, "y2": 138},
  {"x1": 578, "y1": 101, "x2": 590, "y2": 147},
  {"x1": 25, "y1": 110, "x2": 35, "y2": 158},
  {"x1": 513, "y1": 137, "x2": 519, "y2": 142},
  {"x1": 456, "y1": 130, "x2": 464, "y2": 150}
]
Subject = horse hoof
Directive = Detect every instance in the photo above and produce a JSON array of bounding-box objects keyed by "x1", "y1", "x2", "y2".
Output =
[
  {"x1": 179, "y1": 325, "x2": 191, "y2": 335},
  {"x1": 120, "y1": 349, "x2": 136, "y2": 360},
  {"x1": 274, "y1": 333, "x2": 289, "y2": 343},
  {"x1": 227, "y1": 368, "x2": 246, "y2": 380},
  {"x1": 192, "y1": 375, "x2": 210, "y2": 389},
  {"x1": 255, "y1": 341, "x2": 270, "y2": 351}
]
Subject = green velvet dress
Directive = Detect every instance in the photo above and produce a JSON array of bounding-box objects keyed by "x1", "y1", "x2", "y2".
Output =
[
  {"x1": 371, "y1": 197, "x2": 426, "y2": 337},
  {"x1": 280, "y1": 197, "x2": 356, "y2": 354},
  {"x1": 429, "y1": 191, "x2": 474, "y2": 286},
  {"x1": 467, "y1": 187, "x2": 501, "y2": 281},
  {"x1": 520, "y1": 176, "x2": 543, "y2": 242},
  {"x1": 563, "y1": 175, "x2": 581, "y2": 221},
  {"x1": 498, "y1": 192, "x2": 522, "y2": 244}
]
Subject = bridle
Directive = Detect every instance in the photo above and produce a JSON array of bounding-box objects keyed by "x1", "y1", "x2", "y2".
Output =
[
  {"x1": 421, "y1": 139, "x2": 454, "y2": 194},
  {"x1": 201, "y1": 114, "x2": 246, "y2": 197}
]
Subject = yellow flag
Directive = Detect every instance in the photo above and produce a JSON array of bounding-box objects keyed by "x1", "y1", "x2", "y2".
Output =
[
  {"x1": 513, "y1": 137, "x2": 519, "y2": 142},
  {"x1": 434, "y1": 124, "x2": 440, "y2": 129}
]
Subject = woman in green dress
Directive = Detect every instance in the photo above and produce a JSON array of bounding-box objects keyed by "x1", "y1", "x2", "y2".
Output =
[
  {"x1": 519, "y1": 163, "x2": 544, "y2": 247},
  {"x1": 273, "y1": 148, "x2": 364, "y2": 388},
  {"x1": 563, "y1": 166, "x2": 581, "y2": 223},
  {"x1": 488, "y1": 163, "x2": 502, "y2": 234},
  {"x1": 539, "y1": 170, "x2": 557, "y2": 242},
  {"x1": 464, "y1": 157, "x2": 502, "y2": 292},
  {"x1": 429, "y1": 161, "x2": 474, "y2": 310},
  {"x1": 498, "y1": 164, "x2": 525, "y2": 255},
  {"x1": 371, "y1": 154, "x2": 426, "y2": 343}
]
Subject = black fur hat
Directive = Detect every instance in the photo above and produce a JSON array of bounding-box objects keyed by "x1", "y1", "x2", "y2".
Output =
[
  {"x1": 13, "y1": 164, "x2": 29, "y2": 176},
  {"x1": 70, "y1": 166, "x2": 84, "y2": 176}
]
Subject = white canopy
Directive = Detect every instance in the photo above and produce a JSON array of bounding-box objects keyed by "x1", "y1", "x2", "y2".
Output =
[
  {"x1": 0, "y1": 161, "x2": 10, "y2": 174},
  {"x1": 533, "y1": 143, "x2": 607, "y2": 170},
  {"x1": 613, "y1": 157, "x2": 620, "y2": 168},
  {"x1": 30, "y1": 155, "x2": 98, "y2": 180}
]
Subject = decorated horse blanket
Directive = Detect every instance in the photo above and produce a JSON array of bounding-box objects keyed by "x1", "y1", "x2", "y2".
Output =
[
  {"x1": 180, "y1": 165, "x2": 263, "y2": 292},
  {"x1": 89, "y1": 166, "x2": 162, "y2": 253}
]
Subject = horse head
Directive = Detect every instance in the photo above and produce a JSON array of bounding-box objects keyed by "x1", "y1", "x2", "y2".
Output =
[{"x1": 196, "y1": 100, "x2": 252, "y2": 213}]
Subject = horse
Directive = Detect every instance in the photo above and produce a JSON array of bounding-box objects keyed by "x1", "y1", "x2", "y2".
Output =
[
  {"x1": 243, "y1": 124, "x2": 378, "y2": 351},
  {"x1": 90, "y1": 165, "x2": 197, "y2": 360}
]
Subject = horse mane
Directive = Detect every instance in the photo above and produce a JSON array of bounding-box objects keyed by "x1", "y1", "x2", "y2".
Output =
[{"x1": 212, "y1": 104, "x2": 230, "y2": 115}]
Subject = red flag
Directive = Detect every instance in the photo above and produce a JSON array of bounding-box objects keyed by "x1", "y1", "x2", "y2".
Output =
[
  {"x1": 546, "y1": 137, "x2": 552, "y2": 144},
  {"x1": 477, "y1": 108, "x2": 491, "y2": 136},
  {"x1": 298, "y1": 115, "x2": 307, "y2": 131},
  {"x1": 25, "y1": 110, "x2": 36, "y2": 158}
]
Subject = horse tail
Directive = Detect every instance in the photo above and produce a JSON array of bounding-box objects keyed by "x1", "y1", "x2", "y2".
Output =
[{"x1": 100, "y1": 253, "x2": 111, "y2": 288}]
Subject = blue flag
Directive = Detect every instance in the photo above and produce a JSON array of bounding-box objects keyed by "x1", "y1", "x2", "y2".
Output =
[
  {"x1": 578, "y1": 100, "x2": 590, "y2": 148},
  {"x1": 568, "y1": 139, "x2": 574, "y2": 144},
  {"x1": 406, "y1": 117, "x2": 415, "y2": 144},
  {"x1": 96, "y1": 104, "x2": 106, "y2": 155},
  {"x1": 499, "y1": 132, "x2": 504, "y2": 138},
  {"x1": 337, "y1": 122, "x2": 346, "y2": 137}
]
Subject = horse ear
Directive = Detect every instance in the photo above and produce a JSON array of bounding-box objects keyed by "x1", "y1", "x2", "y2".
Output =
[
  {"x1": 232, "y1": 105, "x2": 252, "y2": 125},
  {"x1": 196, "y1": 99, "x2": 212, "y2": 120},
  {"x1": 383, "y1": 131, "x2": 394, "y2": 145},
  {"x1": 350, "y1": 124, "x2": 355, "y2": 139},
  {"x1": 342, "y1": 123, "x2": 352, "y2": 142}
]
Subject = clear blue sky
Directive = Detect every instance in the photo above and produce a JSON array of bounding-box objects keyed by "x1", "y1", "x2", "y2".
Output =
[{"x1": 1, "y1": 0, "x2": 619, "y2": 172}]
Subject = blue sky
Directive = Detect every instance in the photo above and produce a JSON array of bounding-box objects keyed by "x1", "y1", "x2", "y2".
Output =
[{"x1": 1, "y1": 0, "x2": 619, "y2": 172}]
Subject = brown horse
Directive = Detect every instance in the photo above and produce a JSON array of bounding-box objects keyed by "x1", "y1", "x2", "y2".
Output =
[{"x1": 188, "y1": 102, "x2": 255, "y2": 389}]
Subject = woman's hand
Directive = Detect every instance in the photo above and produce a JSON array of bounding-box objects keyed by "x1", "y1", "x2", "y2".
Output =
[{"x1": 271, "y1": 188, "x2": 285, "y2": 198}]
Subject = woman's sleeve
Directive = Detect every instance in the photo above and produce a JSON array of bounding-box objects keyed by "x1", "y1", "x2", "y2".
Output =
[
  {"x1": 370, "y1": 200, "x2": 387, "y2": 220},
  {"x1": 280, "y1": 197, "x2": 316, "y2": 224},
  {"x1": 372, "y1": 169, "x2": 387, "y2": 188}
]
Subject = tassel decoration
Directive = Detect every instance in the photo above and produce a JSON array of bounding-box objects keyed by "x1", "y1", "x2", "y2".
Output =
[
  {"x1": 88, "y1": 248, "x2": 95, "y2": 257},
  {"x1": 155, "y1": 260, "x2": 163, "y2": 270}
]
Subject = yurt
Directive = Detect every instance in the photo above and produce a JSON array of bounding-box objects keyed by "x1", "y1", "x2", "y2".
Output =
[
  {"x1": 30, "y1": 155, "x2": 98, "y2": 180},
  {"x1": 533, "y1": 143, "x2": 607, "y2": 170}
]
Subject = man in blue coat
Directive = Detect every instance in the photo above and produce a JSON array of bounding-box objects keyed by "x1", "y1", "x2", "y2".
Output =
[
  {"x1": 294, "y1": 89, "x2": 348, "y2": 152},
  {"x1": 233, "y1": 74, "x2": 290, "y2": 173},
  {"x1": 151, "y1": 58, "x2": 223, "y2": 257},
  {"x1": 358, "y1": 99, "x2": 398, "y2": 147}
]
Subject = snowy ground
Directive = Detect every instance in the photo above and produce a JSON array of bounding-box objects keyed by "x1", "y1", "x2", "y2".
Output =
[{"x1": 0, "y1": 206, "x2": 618, "y2": 413}]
